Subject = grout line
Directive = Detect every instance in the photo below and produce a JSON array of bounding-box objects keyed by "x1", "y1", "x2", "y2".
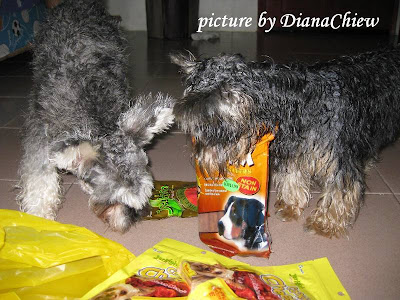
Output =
[
  {"x1": 2, "y1": 116, "x2": 20, "y2": 128},
  {"x1": 64, "y1": 181, "x2": 76, "y2": 194},
  {"x1": 364, "y1": 194, "x2": 398, "y2": 197},
  {"x1": 393, "y1": 194, "x2": 400, "y2": 206},
  {"x1": 374, "y1": 166, "x2": 399, "y2": 200},
  {"x1": 169, "y1": 130, "x2": 187, "y2": 134},
  {"x1": 0, "y1": 127, "x2": 20, "y2": 130},
  {"x1": 307, "y1": 191, "x2": 394, "y2": 195},
  {"x1": 0, "y1": 96, "x2": 26, "y2": 99},
  {"x1": 0, "y1": 75, "x2": 31, "y2": 78},
  {"x1": 0, "y1": 179, "x2": 18, "y2": 182}
]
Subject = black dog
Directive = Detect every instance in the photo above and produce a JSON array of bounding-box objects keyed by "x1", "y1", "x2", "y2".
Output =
[
  {"x1": 171, "y1": 48, "x2": 400, "y2": 237},
  {"x1": 218, "y1": 196, "x2": 269, "y2": 249}
]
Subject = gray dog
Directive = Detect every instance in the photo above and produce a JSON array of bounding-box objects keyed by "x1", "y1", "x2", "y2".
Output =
[
  {"x1": 17, "y1": 0, "x2": 175, "y2": 232},
  {"x1": 171, "y1": 48, "x2": 400, "y2": 238}
]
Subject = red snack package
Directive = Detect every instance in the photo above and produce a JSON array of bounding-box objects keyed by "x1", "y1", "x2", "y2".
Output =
[{"x1": 196, "y1": 134, "x2": 275, "y2": 258}]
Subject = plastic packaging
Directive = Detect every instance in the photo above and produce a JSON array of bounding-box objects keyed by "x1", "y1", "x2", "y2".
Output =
[
  {"x1": 146, "y1": 181, "x2": 198, "y2": 219},
  {"x1": 196, "y1": 134, "x2": 275, "y2": 258},
  {"x1": 86, "y1": 238, "x2": 350, "y2": 300},
  {"x1": 0, "y1": 209, "x2": 135, "y2": 300}
]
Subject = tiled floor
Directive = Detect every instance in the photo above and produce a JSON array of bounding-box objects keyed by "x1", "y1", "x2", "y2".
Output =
[{"x1": 1, "y1": 31, "x2": 399, "y2": 299}]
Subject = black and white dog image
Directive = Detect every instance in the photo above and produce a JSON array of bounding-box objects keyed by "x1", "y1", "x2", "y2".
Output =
[
  {"x1": 171, "y1": 48, "x2": 400, "y2": 238},
  {"x1": 218, "y1": 196, "x2": 268, "y2": 249},
  {"x1": 17, "y1": 0, "x2": 175, "y2": 232}
]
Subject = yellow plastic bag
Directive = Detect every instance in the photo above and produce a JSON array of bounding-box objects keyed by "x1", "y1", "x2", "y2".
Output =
[
  {"x1": 0, "y1": 209, "x2": 135, "y2": 300},
  {"x1": 85, "y1": 238, "x2": 350, "y2": 300}
]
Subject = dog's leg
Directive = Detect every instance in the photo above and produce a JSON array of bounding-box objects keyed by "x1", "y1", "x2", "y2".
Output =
[
  {"x1": 305, "y1": 167, "x2": 364, "y2": 238},
  {"x1": 273, "y1": 160, "x2": 311, "y2": 221},
  {"x1": 17, "y1": 140, "x2": 62, "y2": 220}
]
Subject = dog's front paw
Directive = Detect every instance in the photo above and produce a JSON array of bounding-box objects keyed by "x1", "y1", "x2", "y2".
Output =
[
  {"x1": 274, "y1": 200, "x2": 303, "y2": 222},
  {"x1": 304, "y1": 213, "x2": 349, "y2": 238}
]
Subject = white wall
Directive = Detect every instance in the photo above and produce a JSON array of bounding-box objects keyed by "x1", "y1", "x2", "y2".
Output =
[{"x1": 106, "y1": 0, "x2": 258, "y2": 32}]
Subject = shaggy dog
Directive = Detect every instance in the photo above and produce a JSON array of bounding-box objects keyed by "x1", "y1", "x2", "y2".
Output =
[
  {"x1": 17, "y1": 0, "x2": 175, "y2": 232},
  {"x1": 171, "y1": 49, "x2": 400, "y2": 237}
]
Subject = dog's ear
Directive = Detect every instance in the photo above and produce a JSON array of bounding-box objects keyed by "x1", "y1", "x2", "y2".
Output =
[
  {"x1": 245, "y1": 200, "x2": 265, "y2": 228},
  {"x1": 224, "y1": 196, "x2": 235, "y2": 211},
  {"x1": 119, "y1": 93, "x2": 175, "y2": 146},
  {"x1": 170, "y1": 51, "x2": 199, "y2": 75}
]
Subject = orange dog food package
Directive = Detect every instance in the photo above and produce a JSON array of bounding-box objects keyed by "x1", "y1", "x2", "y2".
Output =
[{"x1": 197, "y1": 134, "x2": 275, "y2": 258}]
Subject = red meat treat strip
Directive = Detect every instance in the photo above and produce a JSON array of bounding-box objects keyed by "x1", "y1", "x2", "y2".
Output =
[
  {"x1": 125, "y1": 276, "x2": 190, "y2": 297},
  {"x1": 229, "y1": 271, "x2": 280, "y2": 300}
]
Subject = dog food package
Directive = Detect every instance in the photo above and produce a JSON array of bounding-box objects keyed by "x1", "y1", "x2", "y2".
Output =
[
  {"x1": 84, "y1": 238, "x2": 350, "y2": 300},
  {"x1": 146, "y1": 181, "x2": 198, "y2": 219},
  {"x1": 197, "y1": 134, "x2": 275, "y2": 258}
]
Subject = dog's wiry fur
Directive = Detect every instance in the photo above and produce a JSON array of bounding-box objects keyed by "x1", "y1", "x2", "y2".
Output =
[
  {"x1": 17, "y1": 0, "x2": 175, "y2": 232},
  {"x1": 171, "y1": 49, "x2": 400, "y2": 238}
]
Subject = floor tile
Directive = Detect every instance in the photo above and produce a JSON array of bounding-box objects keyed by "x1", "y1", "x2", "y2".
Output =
[
  {"x1": 0, "y1": 76, "x2": 33, "y2": 98},
  {"x1": 0, "y1": 180, "x2": 73, "y2": 212},
  {"x1": 2, "y1": 115, "x2": 24, "y2": 128},
  {"x1": 0, "y1": 129, "x2": 22, "y2": 181},
  {"x1": 375, "y1": 140, "x2": 400, "y2": 194},
  {"x1": 130, "y1": 76, "x2": 151, "y2": 95},
  {"x1": 147, "y1": 132, "x2": 196, "y2": 182},
  {"x1": 0, "y1": 180, "x2": 22, "y2": 211},
  {"x1": 142, "y1": 77, "x2": 184, "y2": 98},
  {"x1": 153, "y1": 62, "x2": 182, "y2": 78},
  {"x1": 0, "y1": 61, "x2": 33, "y2": 76},
  {"x1": 365, "y1": 166, "x2": 392, "y2": 194},
  {"x1": 0, "y1": 128, "x2": 77, "y2": 184},
  {"x1": 131, "y1": 61, "x2": 162, "y2": 77},
  {"x1": 0, "y1": 97, "x2": 28, "y2": 127}
]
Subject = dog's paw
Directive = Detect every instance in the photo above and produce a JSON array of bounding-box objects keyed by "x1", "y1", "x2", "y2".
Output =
[
  {"x1": 304, "y1": 215, "x2": 349, "y2": 238},
  {"x1": 274, "y1": 200, "x2": 303, "y2": 222}
]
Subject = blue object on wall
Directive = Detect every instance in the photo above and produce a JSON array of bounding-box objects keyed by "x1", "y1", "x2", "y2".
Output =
[{"x1": 0, "y1": 0, "x2": 47, "y2": 60}]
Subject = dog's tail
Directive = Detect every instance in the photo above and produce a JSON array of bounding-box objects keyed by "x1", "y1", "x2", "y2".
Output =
[{"x1": 118, "y1": 92, "x2": 176, "y2": 145}]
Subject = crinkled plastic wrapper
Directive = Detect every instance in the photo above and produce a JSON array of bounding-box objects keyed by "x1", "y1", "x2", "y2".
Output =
[
  {"x1": 0, "y1": 209, "x2": 135, "y2": 300},
  {"x1": 86, "y1": 238, "x2": 350, "y2": 300},
  {"x1": 146, "y1": 181, "x2": 198, "y2": 220},
  {"x1": 196, "y1": 134, "x2": 275, "y2": 258}
]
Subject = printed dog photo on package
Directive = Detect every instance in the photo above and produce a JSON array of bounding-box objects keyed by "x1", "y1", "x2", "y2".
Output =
[{"x1": 196, "y1": 134, "x2": 275, "y2": 258}]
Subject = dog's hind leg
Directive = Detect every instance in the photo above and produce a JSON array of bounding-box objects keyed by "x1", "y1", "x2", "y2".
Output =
[
  {"x1": 17, "y1": 138, "x2": 62, "y2": 220},
  {"x1": 273, "y1": 160, "x2": 311, "y2": 221},
  {"x1": 304, "y1": 165, "x2": 364, "y2": 238}
]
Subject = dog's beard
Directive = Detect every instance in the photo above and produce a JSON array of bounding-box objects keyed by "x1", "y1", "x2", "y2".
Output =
[
  {"x1": 193, "y1": 136, "x2": 258, "y2": 176},
  {"x1": 175, "y1": 85, "x2": 273, "y2": 176}
]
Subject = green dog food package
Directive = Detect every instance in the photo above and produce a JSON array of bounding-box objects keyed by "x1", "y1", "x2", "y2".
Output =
[
  {"x1": 85, "y1": 238, "x2": 350, "y2": 300},
  {"x1": 147, "y1": 181, "x2": 198, "y2": 219}
]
